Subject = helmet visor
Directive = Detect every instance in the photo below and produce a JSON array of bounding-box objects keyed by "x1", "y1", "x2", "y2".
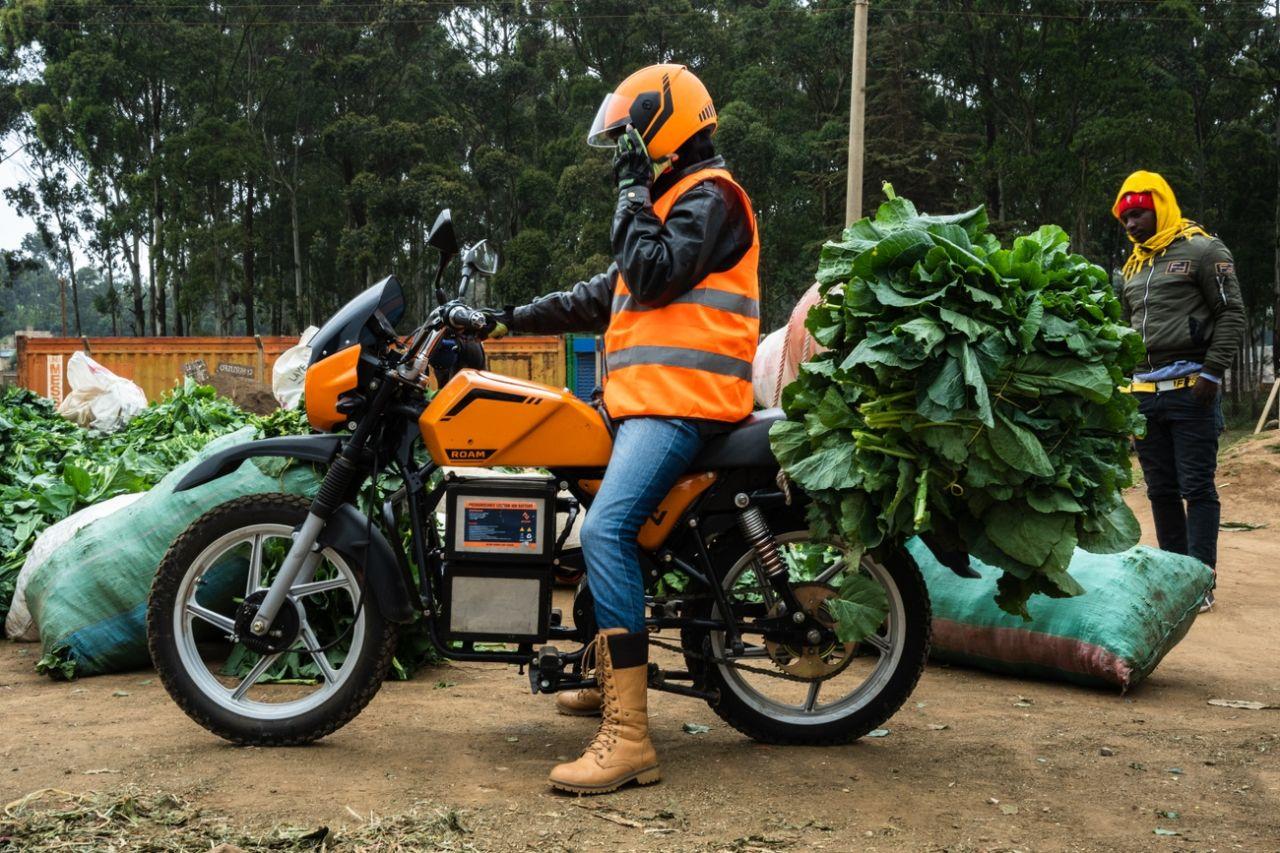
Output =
[{"x1": 586, "y1": 93, "x2": 636, "y2": 148}]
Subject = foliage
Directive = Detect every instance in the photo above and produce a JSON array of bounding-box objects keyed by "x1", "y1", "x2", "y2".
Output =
[
  {"x1": 0, "y1": 380, "x2": 294, "y2": 622},
  {"x1": 0, "y1": 787, "x2": 471, "y2": 851},
  {"x1": 1, "y1": 381, "x2": 442, "y2": 682},
  {"x1": 772, "y1": 187, "x2": 1146, "y2": 621},
  {"x1": 1, "y1": 1, "x2": 1269, "y2": 355}
]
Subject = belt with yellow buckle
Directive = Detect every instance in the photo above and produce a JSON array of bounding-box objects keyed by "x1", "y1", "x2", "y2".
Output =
[{"x1": 1119, "y1": 373, "x2": 1200, "y2": 395}]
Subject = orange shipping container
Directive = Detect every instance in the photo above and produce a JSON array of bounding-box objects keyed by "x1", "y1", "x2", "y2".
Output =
[{"x1": 15, "y1": 334, "x2": 565, "y2": 404}]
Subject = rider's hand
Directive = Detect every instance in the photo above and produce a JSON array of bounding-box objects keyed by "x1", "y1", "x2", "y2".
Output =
[
  {"x1": 479, "y1": 307, "x2": 513, "y2": 340},
  {"x1": 1191, "y1": 373, "x2": 1219, "y2": 408},
  {"x1": 613, "y1": 126, "x2": 653, "y2": 191}
]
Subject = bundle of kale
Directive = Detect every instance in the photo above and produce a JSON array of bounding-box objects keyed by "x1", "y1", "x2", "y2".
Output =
[{"x1": 771, "y1": 188, "x2": 1145, "y2": 618}]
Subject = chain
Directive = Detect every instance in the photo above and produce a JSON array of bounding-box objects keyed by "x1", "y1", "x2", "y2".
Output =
[{"x1": 647, "y1": 634, "x2": 838, "y2": 684}]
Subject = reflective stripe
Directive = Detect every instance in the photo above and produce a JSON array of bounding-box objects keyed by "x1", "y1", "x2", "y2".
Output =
[
  {"x1": 607, "y1": 345, "x2": 754, "y2": 381},
  {"x1": 611, "y1": 288, "x2": 760, "y2": 319}
]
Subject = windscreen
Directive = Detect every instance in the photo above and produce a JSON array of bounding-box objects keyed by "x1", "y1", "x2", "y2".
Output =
[{"x1": 309, "y1": 276, "x2": 406, "y2": 365}]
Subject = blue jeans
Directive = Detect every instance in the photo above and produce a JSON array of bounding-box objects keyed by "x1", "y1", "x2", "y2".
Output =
[
  {"x1": 580, "y1": 417, "x2": 705, "y2": 633},
  {"x1": 1134, "y1": 386, "x2": 1223, "y2": 570}
]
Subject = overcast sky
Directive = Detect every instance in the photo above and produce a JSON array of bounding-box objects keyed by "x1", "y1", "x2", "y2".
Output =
[{"x1": 0, "y1": 140, "x2": 36, "y2": 252}]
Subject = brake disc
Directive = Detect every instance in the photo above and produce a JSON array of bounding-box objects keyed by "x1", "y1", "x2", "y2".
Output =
[{"x1": 763, "y1": 583, "x2": 856, "y2": 680}]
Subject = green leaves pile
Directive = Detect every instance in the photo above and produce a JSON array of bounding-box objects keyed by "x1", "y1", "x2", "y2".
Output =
[
  {"x1": 0, "y1": 381, "x2": 307, "y2": 623},
  {"x1": 771, "y1": 188, "x2": 1145, "y2": 618}
]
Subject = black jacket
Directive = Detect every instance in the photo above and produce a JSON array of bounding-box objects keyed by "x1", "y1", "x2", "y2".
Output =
[{"x1": 510, "y1": 156, "x2": 753, "y2": 334}]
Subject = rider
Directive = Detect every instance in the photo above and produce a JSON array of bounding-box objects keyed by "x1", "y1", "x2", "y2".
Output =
[{"x1": 486, "y1": 64, "x2": 759, "y2": 794}]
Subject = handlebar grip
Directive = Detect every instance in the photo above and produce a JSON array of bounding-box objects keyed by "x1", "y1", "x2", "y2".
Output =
[{"x1": 446, "y1": 305, "x2": 486, "y2": 331}]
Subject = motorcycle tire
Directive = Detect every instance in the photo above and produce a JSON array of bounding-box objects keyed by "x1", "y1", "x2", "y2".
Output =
[
  {"x1": 147, "y1": 493, "x2": 398, "y2": 746},
  {"x1": 681, "y1": 520, "x2": 931, "y2": 746}
]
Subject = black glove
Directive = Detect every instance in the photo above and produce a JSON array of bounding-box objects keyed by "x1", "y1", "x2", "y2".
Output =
[
  {"x1": 612, "y1": 126, "x2": 653, "y2": 191},
  {"x1": 1191, "y1": 374, "x2": 1219, "y2": 408},
  {"x1": 479, "y1": 306, "x2": 513, "y2": 339}
]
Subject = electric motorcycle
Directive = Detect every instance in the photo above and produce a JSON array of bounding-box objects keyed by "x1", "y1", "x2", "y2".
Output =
[{"x1": 146, "y1": 210, "x2": 948, "y2": 747}]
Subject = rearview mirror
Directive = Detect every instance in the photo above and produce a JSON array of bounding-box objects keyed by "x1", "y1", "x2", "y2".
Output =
[
  {"x1": 468, "y1": 239, "x2": 499, "y2": 276},
  {"x1": 427, "y1": 209, "x2": 459, "y2": 257},
  {"x1": 427, "y1": 210, "x2": 459, "y2": 307}
]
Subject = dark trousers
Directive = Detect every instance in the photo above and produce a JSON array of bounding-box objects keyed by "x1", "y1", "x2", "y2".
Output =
[{"x1": 1134, "y1": 387, "x2": 1222, "y2": 571}]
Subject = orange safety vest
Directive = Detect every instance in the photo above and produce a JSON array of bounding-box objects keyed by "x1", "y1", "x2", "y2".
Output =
[{"x1": 603, "y1": 168, "x2": 760, "y2": 422}]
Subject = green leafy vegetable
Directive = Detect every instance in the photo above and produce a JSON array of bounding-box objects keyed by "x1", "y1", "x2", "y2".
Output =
[
  {"x1": 774, "y1": 187, "x2": 1144, "y2": 623},
  {"x1": 3, "y1": 381, "x2": 442, "y2": 682}
]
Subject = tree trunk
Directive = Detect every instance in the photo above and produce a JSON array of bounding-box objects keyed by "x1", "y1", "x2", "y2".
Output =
[
  {"x1": 147, "y1": 219, "x2": 158, "y2": 337},
  {"x1": 1272, "y1": 3, "x2": 1279, "y2": 382},
  {"x1": 290, "y1": 152, "x2": 304, "y2": 333},
  {"x1": 58, "y1": 233, "x2": 82, "y2": 336},
  {"x1": 154, "y1": 189, "x2": 167, "y2": 336},
  {"x1": 243, "y1": 179, "x2": 256, "y2": 336},
  {"x1": 124, "y1": 233, "x2": 145, "y2": 334},
  {"x1": 173, "y1": 242, "x2": 184, "y2": 336},
  {"x1": 106, "y1": 251, "x2": 118, "y2": 336}
]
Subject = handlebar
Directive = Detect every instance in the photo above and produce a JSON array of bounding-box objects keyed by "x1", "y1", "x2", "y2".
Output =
[{"x1": 446, "y1": 304, "x2": 487, "y2": 332}]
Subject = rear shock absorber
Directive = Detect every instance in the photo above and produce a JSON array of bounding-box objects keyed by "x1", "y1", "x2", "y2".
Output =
[
  {"x1": 736, "y1": 504, "x2": 786, "y2": 577},
  {"x1": 735, "y1": 497, "x2": 805, "y2": 621}
]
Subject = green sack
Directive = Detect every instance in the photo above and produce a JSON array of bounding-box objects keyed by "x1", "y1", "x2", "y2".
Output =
[
  {"x1": 27, "y1": 428, "x2": 321, "y2": 679},
  {"x1": 908, "y1": 539, "x2": 1213, "y2": 691}
]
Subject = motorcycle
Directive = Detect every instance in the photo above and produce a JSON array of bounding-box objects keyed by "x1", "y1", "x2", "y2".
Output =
[{"x1": 146, "y1": 209, "x2": 946, "y2": 747}]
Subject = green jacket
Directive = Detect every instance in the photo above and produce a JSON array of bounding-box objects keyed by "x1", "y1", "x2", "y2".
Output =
[{"x1": 1113, "y1": 233, "x2": 1245, "y2": 378}]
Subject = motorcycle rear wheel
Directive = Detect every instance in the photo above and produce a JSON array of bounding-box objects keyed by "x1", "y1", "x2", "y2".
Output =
[
  {"x1": 147, "y1": 493, "x2": 398, "y2": 745},
  {"x1": 682, "y1": 526, "x2": 930, "y2": 745}
]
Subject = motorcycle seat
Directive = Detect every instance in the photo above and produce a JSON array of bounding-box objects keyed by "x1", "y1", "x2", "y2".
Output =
[{"x1": 692, "y1": 408, "x2": 784, "y2": 470}]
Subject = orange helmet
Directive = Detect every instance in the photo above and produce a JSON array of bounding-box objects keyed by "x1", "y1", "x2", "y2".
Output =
[{"x1": 587, "y1": 64, "x2": 717, "y2": 161}]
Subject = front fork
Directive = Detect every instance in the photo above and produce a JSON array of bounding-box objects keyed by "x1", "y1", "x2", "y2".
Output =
[{"x1": 247, "y1": 379, "x2": 393, "y2": 636}]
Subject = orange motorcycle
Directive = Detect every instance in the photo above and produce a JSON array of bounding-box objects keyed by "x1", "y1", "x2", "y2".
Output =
[{"x1": 146, "y1": 211, "x2": 936, "y2": 747}]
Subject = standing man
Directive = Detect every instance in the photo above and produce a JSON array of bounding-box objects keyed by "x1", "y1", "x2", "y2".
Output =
[
  {"x1": 486, "y1": 64, "x2": 758, "y2": 792},
  {"x1": 1112, "y1": 170, "x2": 1245, "y2": 611}
]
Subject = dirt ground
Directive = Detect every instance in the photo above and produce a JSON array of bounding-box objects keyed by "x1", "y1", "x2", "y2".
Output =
[{"x1": 2, "y1": 435, "x2": 1278, "y2": 852}]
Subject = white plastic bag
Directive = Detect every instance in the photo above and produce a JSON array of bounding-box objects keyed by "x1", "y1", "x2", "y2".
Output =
[
  {"x1": 56, "y1": 352, "x2": 147, "y2": 432},
  {"x1": 4, "y1": 492, "x2": 145, "y2": 641},
  {"x1": 272, "y1": 326, "x2": 319, "y2": 409}
]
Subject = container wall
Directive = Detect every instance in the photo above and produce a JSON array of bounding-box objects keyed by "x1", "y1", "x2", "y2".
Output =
[
  {"x1": 16, "y1": 334, "x2": 565, "y2": 403},
  {"x1": 482, "y1": 336, "x2": 565, "y2": 391},
  {"x1": 16, "y1": 336, "x2": 296, "y2": 403}
]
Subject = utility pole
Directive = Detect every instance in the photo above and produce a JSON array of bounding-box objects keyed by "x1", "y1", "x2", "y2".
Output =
[
  {"x1": 59, "y1": 276, "x2": 67, "y2": 337},
  {"x1": 1273, "y1": 0, "x2": 1279, "y2": 380},
  {"x1": 844, "y1": 0, "x2": 870, "y2": 226}
]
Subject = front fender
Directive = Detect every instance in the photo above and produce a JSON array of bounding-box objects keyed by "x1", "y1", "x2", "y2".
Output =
[
  {"x1": 319, "y1": 503, "x2": 417, "y2": 624},
  {"x1": 174, "y1": 435, "x2": 344, "y2": 493}
]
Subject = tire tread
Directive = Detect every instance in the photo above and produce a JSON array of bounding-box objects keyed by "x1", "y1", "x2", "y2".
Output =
[
  {"x1": 684, "y1": 535, "x2": 932, "y2": 746},
  {"x1": 147, "y1": 493, "x2": 398, "y2": 746}
]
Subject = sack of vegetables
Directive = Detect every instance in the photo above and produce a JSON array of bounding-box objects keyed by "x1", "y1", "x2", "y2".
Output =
[{"x1": 771, "y1": 186, "x2": 1146, "y2": 619}]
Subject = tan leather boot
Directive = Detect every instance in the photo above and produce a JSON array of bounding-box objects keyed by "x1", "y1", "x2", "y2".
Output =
[
  {"x1": 555, "y1": 687, "x2": 603, "y2": 716},
  {"x1": 548, "y1": 629, "x2": 660, "y2": 794},
  {"x1": 555, "y1": 639, "x2": 603, "y2": 716}
]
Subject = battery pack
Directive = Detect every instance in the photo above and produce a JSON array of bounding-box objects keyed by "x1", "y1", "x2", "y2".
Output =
[
  {"x1": 444, "y1": 478, "x2": 557, "y2": 562},
  {"x1": 441, "y1": 564, "x2": 551, "y2": 643}
]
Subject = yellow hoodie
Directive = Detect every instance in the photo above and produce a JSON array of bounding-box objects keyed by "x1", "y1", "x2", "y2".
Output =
[{"x1": 1112, "y1": 170, "x2": 1210, "y2": 279}]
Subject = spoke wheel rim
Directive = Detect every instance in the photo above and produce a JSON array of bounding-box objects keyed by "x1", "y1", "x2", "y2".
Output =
[
  {"x1": 172, "y1": 523, "x2": 366, "y2": 720},
  {"x1": 711, "y1": 531, "x2": 907, "y2": 726}
]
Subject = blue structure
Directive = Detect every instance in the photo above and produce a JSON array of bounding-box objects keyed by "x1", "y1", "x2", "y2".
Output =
[{"x1": 568, "y1": 335, "x2": 602, "y2": 402}]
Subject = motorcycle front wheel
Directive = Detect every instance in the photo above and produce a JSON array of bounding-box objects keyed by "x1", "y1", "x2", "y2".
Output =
[
  {"x1": 682, "y1": 526, "x2": 931, "y2": 745},
  {"x1": 147, "y1": 493, "x2": 398, "y2": 745}
]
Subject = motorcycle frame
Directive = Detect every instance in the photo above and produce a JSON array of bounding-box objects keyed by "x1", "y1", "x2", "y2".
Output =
[
  {"x1": 178, "y1": 325, "x2": 825, "y2": 698},
  {"x1": 382, "y1": 406, "x2": 784, "y2": 694}
]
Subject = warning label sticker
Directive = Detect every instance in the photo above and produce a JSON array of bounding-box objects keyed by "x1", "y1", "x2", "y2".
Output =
[{"x1": 462, "y1": 500, "x2": 540, "y2": 550}]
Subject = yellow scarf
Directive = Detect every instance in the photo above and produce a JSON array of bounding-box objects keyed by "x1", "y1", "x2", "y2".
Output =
[{"x1": 1112, "y1": 170, "x2": 1210, "y2": 279}]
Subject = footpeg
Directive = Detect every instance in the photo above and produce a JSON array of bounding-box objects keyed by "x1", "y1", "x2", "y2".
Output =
[{"x1": 529, "y1": 646, "x2": 563, "y2": 694}]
